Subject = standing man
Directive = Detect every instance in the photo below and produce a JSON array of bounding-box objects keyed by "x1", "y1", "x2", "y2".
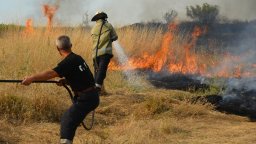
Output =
[
  {"x1": 22, "y1": 35, "x2": 99, "y2": 144},
  {"x1": 91, "y1": 12, "x2": 118, "y2": 94}
]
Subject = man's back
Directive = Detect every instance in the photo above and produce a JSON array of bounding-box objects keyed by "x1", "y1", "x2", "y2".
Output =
[
  {"x1": 53, "y1": 52, "x2": 95, "y2": 91},
  {"x1": 91, "y1": 20, "x2": 118, "y2": 58}
]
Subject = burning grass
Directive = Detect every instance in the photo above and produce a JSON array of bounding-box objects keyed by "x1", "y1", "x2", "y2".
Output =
[{"x1": 110, "y1": 23, "x2": 256, "y2": 78}]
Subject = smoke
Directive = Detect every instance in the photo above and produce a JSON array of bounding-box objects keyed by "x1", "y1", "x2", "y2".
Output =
[
  {"x1": 219, "y1": 77, "x2": 256, "y2": 116},
  {"x1": 209, "y1": 22, "x2": 256, "y2": 113},
  {"x1": 82, "y1": 0, "x2": 256, "y2": 25},
  {"x1": 219, "y1": 0, "x2": 256, "y2": 21},
  {"x1": 113, "y1": 41, "x2": 144, "y2": 87},
  {"x1": 54, "y1": 0, "x2": 89, "y2": 26},
  {"x1": 12, "y1": 0, "x2": 256, "y2": 26},
  {"x1": 24, "y1": 0, "x2": 89, "y2": 26},
  {"x1": 224, "y1": 24, "x2": 256, "y2": 84}
]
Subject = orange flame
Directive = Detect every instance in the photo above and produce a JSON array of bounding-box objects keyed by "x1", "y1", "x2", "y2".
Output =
[
  {"x1": 42, "y1": 4, "x2": 58, "y2": 30},
  {"x1": 214, "y1": 54, "x2": 256, "y2": 78},
  {"x1": 168, "y1": 26, "x2": 207, "y2": 74},
  {"x1": 25, "y1": 18, "x2": 33, "y2": 34},
  {"x1": 109, "y1": 23, "x2": 176, "y2": 72},
  {"x1": 109, "y1": 23, "x2": 255, "y2": 78}
]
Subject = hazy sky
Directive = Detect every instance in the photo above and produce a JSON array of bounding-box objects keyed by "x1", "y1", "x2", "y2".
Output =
[{"x1": 0, "y1": 0, "x2": 256, "y2": 26}]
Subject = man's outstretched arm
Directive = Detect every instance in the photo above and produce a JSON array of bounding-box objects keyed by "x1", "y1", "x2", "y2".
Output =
[{"x1": 22, "y1": 70, "x2": 59, "y2": 86}]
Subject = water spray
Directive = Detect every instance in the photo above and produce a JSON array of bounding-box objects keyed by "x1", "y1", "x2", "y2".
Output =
[{"x1": 113, "y1": 41, "x2": 144, "y2": 86}]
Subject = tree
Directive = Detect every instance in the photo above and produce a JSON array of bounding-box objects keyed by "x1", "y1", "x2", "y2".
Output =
[
  {"x1": 186, "y1": 3, "x2": 219, "y2": 24},
  {"x1": 163, "y1": 9, "x2": 178, "y2": 24}
]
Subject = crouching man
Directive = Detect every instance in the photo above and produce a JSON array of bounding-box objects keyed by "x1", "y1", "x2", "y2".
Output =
[{"x1": 22, "y1": 35, "x2": 99, "y2": 144}]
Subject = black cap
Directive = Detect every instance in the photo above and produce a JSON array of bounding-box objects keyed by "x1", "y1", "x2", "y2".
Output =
[{"x1": 91, "y1": 12, "x2": 108, "y2": 21}]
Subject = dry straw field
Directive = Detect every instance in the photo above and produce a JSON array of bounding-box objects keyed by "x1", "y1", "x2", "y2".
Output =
[{"x1": 0, "y1": 26, "x2": 256, "y2": 144}]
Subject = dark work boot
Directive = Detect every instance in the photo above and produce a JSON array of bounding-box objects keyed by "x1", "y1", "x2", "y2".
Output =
[{"x1": 95, "y1": 84, "x2": 108, "y2": 96}]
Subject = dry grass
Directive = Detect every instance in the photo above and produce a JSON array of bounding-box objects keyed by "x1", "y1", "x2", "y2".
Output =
[
  {"x1": 1, "y1": 88, "x2": 256, "y2": 143},
  {"x1": 0, "y1": 26, "x2": 256, "y2": 143}
]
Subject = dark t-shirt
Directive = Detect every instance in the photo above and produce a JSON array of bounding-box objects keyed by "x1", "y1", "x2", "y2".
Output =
[{"x1": 53, "y1": 52, "x2": 95, "y2": 91}]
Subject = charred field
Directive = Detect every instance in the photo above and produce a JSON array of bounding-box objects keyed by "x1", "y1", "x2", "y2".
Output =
[{"x1": 121, "y1": 68, "x2": 256, "y2": 121}]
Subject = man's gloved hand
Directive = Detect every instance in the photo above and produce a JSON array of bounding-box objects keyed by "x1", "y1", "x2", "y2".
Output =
[{"x1": 57, "y1": 78, "x2": 68, "y2": 86}]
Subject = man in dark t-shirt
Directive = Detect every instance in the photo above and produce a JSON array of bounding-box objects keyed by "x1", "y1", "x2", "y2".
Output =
[{"x1": 22, "y1": 35, "x2": 99, "y2": 144}]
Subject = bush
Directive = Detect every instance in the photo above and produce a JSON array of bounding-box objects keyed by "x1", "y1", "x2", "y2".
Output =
[{"x1": 186, "y1": 3, "x2": 219, "y2": 25}]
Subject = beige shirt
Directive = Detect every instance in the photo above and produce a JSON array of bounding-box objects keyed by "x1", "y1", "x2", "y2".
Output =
[{"x1": 91, "y1": 20, "x2": 118, "y2": 58}]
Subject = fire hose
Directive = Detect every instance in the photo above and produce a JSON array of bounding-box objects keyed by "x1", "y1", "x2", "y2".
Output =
[
  {"x1": 0, "y1": 80, "x2": 94, "y2": 131},
  {"x1": 93, "y1": 20, "x2": 105, "y2": 73}
]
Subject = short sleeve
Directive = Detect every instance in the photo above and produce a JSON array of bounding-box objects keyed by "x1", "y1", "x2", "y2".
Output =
[{"x1": 53, "y1": 61, "x2": 70, "y2": 78}]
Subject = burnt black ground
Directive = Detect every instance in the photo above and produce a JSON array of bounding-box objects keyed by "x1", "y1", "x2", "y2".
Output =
[
  {"x1": 146, "y1": 72, "x2": 256, "y2": 120},
  {"x1": 193, "y1": 94, "x2": 256, "y2": 121},
  {"x1": 147, "y1": 73, "x2": 209, "y2": 91}
]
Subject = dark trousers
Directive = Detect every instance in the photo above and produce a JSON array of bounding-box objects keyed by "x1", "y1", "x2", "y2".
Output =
[
  {"x1": 60, "y1": 91, "x2": 99, "y2": 140},
  {"x1": 94, "y1": 54, "x2": 113, "y2": 85}
]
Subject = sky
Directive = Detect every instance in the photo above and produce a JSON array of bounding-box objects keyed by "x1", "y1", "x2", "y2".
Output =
[{"x1": 0, "y1": 0, "x2": 256, "y2": 26}]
